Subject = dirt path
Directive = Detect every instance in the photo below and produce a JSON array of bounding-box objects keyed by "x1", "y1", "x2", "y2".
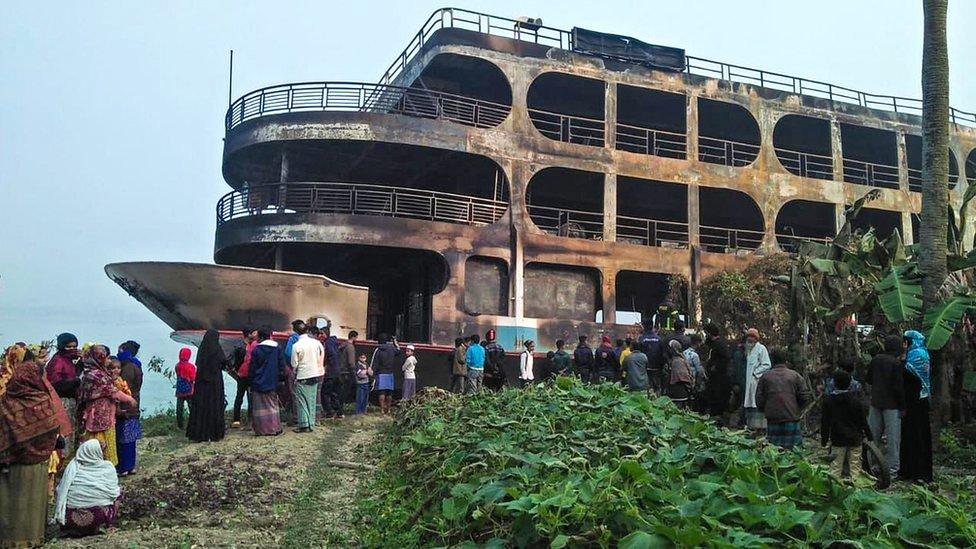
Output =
[{"x1": 46, "y1": 415, "x2": 387, "y2": 548}]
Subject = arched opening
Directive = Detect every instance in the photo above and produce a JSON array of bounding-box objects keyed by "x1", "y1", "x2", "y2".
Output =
[
  {"x1": 525, "y1": 263, "x2": 601, "y2": 321},
  {"x1": 464, "y1": 256, "x2": 509, "y2": 316},
  {"x1": 699, "y1": 187, "x2": 765, "y2": 252},
  {"x1": 905, "y1": 135, "x2": 960, "y2": 191},
  {"x1": 852, "y1": 207, "x2": 901, "y2": 240},
  {"x1": 221, "y1": 243, "x2": 449, "y2": 343},
  {"x1": 840, "y1": 124, "x2": 898, "y2": 189},
  {"x1": 697, "y1": 98, "x2": 761, "y2": 167},
  {"x1": 775, "y1": 200, "x2": 836, "y2": 252},
  {"x1": 526, "y1": 168, "x2": 604, "y2": 240},
  {"x1": 527, "y1": 73, "x2": 605, "y2": 146},
  {"x1": 615, "y1": 271, "x2": 673, "y2": 324},
  {"x1": 773, "y1": 115, "x2": 834, "y2": 180},
  {"x1": 967, "y1": 148, "x2": 976, "y2": 185},
  {"x1": 411, "y1": 53, "x2": 512, "y2": 106},
  {"x1": 616, "y1": 85, "x2": 686, "y2": 159},
  {"x1": 616, "y1": 176, "x2": 688, "y2": 247}
]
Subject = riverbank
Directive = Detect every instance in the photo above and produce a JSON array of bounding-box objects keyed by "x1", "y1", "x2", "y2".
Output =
[{"x1": 46, "y1": 412, "x2": 386, "y2": 548}]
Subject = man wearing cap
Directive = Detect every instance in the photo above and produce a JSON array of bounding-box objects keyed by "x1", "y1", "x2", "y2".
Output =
[{"x1": 742, "y1": 328, "x2": 772, "y2": 431}]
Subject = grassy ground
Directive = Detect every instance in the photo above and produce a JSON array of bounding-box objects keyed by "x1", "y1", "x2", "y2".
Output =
[{"x1": 45, "y1": 410, "x2": 386, "y2": 548}]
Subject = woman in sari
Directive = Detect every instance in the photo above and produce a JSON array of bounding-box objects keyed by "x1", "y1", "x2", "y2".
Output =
[
  {"x1": 187, "y1": 330, "x2": 228, "y2": 442},
  {"x1": 54, "y1": 439, "x2": 121, "y2": 537},
  {"x1": 78, "y1": 346, "x2": 135, "y2": 466},
  {"x1": 116, "y1": 342, "x2": 143, "y2": 475},
  {"x1": 1, "y1": 348, "x2": 71, "y2": 548},
  {"x1": 45, "y1": 333, "x2": 83, "y2": 458}
]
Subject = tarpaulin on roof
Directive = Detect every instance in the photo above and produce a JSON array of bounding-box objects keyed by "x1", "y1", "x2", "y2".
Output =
[{"x1": 572, "y1": 27, "x2": 685, "y2": 72}]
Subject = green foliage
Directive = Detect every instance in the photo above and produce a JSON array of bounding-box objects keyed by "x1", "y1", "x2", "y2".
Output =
[
  {"x1": 874, "y1": 265, "x2": 923, "y2": 323},
  {"x1": 923, "y1": 293, "x2": 976, "y2": 350},
  {"x1": 140, "y1": 407, "x2": 180, "y2": 438},
  {"x1": 357, "y1": 381, "x2": 976, "y2": 547}
]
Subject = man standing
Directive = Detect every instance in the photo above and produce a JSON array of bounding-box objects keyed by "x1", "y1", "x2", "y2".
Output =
[
  {"x1": 483, "y1": 330, "x2": 506, "y2": 391},
  {"x1": 864, "y1": 334, "x2": 906, "y2": 478},
  {"x1": 320, "y1": 327, "x2": 343, "y2": 419},
  {"x1": 551, "y1": 339, "x2": 572, "y2": 378},
  {"x1": 281, "y1": 319, "x2": 306, "y2": 425},
  {"x1": 231, "y1": 328, "x2": 258, "y2": 428},
  {"x1": 701, "y1": 324, "x2": 732, "y2": 423},
  {"x1": 465, "y1": 334, "x2": 486, "y2": 393},
  {"x1": 451, "y1": 337, "x2": 467, "y2": 393},
  {"x1": 339, "y1": 331, "x2": 359, "y2": 414},
  {"x1": 573, "y1": 335, "x2": 594, "y2": 382},
  {"x1": 756, "y1": 348, "x2": 812, "y2": 449},
  {"x1": 742, "y1": 328, "x2": 772, "y2": 431},
  {"x1": 594, "y1": 335, "x2": 618, "y2": 383},
  {"x1": 684, "y1": 333, "x2": 706, "y2": 405},
  {"x1": 518, "y1": 340, "x2": 535, "y2": 387},
  {"x1": 291, "y1": 326, "x2": 324, "y2": 433},
  {"x1": 637, "y1": 321, "x2": 665, "y2": 395},
  {"x1": 623, "y1": 346, "x2": 649, "y2": 392}
]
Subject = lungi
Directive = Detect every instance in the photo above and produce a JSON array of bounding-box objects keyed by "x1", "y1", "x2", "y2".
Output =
[
  {"x1": 766, "y1": 421, "x2": 802, "y2": 449},
  {"x1": 251, "y1": 390, "x2": 282, "y2": 436}
]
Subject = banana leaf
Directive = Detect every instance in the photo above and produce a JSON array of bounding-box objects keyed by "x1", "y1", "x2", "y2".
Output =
[
  {"x1": 874, "y1": 265, "x2": 922, "y2": 323},
  {"x1": 923, "y1": 293, "x2": 976, "y2": 350},
  {"x1": 947, "y1": 249, "x2": 976, "y2": 273}
]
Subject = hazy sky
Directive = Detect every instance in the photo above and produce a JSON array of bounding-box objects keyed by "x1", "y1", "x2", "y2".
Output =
[{"x1": 2, "y1": 0, "x2": 974, "y2": 362}]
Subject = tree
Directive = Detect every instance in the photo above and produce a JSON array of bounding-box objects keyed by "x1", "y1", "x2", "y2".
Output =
[{"x1": 920, "y1": 0, "x2": 950, "y2": 423}]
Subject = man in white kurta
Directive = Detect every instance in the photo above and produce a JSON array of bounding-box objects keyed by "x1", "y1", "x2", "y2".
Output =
[{"x1": 742, "y1": 328, "x2": 771, "y2": 430}]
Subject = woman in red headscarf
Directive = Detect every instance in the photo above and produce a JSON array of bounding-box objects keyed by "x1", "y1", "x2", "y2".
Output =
[
  {"x1": 0, "y1": 347, "x2": 72, "y2": 548},
  {"x1": 77, "y1": 345, "x2": 135, "y2": 466}
]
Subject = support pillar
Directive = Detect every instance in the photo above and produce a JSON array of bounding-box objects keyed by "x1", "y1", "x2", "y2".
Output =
[
  {"x1": 603, "y1": 173, "x2": 617, "y2": 243},
  {"x1": 685, "y1": 94, "x2": 699, "y2": 163},
  {"x1": 834, "y1": 203, "x2": 846, "y2": 235},
  {"x1": 602, "y1": 269, "x2": 616, "y2": 325},
  {"x1": 901, "y1": 212, "x2": 915, "y2": 245},
  {"x1": 896, "y1": 131, "x2": 910, "y2": 192},
  {"x1": 830, "y1": 119, "x2": 844, "y2": 182},
  {"x1": 278, "y1": 148, "x2": 290, "y2": 213},
  {"x1": 274, "y1": 244, "x2": 284, "y2": 271},
  {"x1": 604, "y1": 82, "x2": 617, "y2": 150}
]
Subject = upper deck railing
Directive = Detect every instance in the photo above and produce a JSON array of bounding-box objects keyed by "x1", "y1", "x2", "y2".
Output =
[
  {"x1": 225, "y1": 81, "x2": 510, "y2": 132},
  {"x1": 375, "y1": 7, "x2": 976, "y2": 127},
  {"x1": 217, "y1": 182, "x2": 507, "y2": 227}
]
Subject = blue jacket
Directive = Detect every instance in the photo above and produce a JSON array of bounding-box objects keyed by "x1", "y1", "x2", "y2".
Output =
[
  {"x1": 904, "y1": 330, "x2": 931, "y2": 399},
  {"x1": 284, "y1": 332, "x2": 300, "y2": 366},
  {"x1": 249, "y1": 341, "x2": 285, "y2": 392},
  {"x1": 465, "y1": 344, "x2": 486, "y2": 370}
]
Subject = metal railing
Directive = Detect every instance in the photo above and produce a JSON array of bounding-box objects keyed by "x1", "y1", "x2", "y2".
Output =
[
  {"x1": 842, "y1": 159, "x2": 900, "y2": 189},
  {"x1": 374, "y1": 8, "x2": 975, "y2": 127},
  {"x1": 699, "y1": 136, "x2": 760, "y2": 167},
  {"x1": 774, "y1": 148, "x2": 834, "y2": 180},
  {"x1": 615, "y1": 123, "x2": 687, "y2": 159},
  {"x1": 907, "y1": 167, "x2": 959, "y2": 192},
  {"x1": 225, "y1": 81, "x2": 510, "y2": 131},
  {"x1": 616, "y1": 215, "x2": 689, "y2": 247},
  {"x1": 378, "y1": 8, "x2": 572, "y2": 86},
  {"x1": 527, "y1": 205, "x2": 603, "y2": 240},
  {"x1": 216, "y1": 182, "x2": 507, "y2": 227},
  {"x1": 528, "y1": 108, "x2": 605, "y2": 146},
  {"x1": 699, "y1": 225, "x2": 764, "y2": 252}
]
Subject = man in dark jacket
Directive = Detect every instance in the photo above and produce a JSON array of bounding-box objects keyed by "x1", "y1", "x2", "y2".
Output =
[
  {"x1": 701, "y1": 324, "x2": 733, "y2": 422},
  {"x1": 821, "y1": 371, "x2": 873, "y2": 479},
  {"x1": 551, "y1": 339, "x2": 572, "y2": 379},
  {"x1": 594, "y1": 335, "x2": 619, "y2": 382},
  {"x1": 637, "y1": 322, "x2": 665, "y2": 394},
  {"x1": 483, "y1": 329, "x2": 506, "y2": 391},
  {"x1": 320, "y1": 327, "x2": 344, "y2": 419},
  {"x1": 573, "y1": 335, "x2": 594, "y2": 382},
  {"x1": 338, "y1": 331, "x2": 358, "y2": 415},
  {"x1": 756, "y1": 348, "x2": 812, "y2": 449},
  {"x1": 864, "y1": 335, "x2": 906, "y2": 477}
]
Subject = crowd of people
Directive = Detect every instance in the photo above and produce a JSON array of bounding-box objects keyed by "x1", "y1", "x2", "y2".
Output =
[
  {"x1": 0, "y1": 318, "x2": 937, "y2": 546},
  {"x1": 1, "y1": 335, "x2": 144, "y2": 546}
]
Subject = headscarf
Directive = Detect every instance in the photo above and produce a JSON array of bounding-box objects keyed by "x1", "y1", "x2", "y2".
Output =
[
  {"x1": 56, "y1": 332, "x2": 78, "y2": 352},
  {"x1": 78, "y1": 345, "x2": 117, "y2": 432},
  {"x1": 118, "y1": 340, "x2": 142, "y2": 368},
  {"x1": 53, "y1": 439, "x2": 120, "y2": 524},
  {"x1": 0, "y1": 344, "x2": 27, "y2": 398},
  {"x1": 903, "y1": 330, "x2": 931, "y2": 399},
  {"x1": 0, "y1": 361, "x2": 71, "y2": 461}
]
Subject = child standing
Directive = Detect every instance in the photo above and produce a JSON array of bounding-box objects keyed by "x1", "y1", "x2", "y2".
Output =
[
  {"x1": 355, "y1": 353, "x2": 371, "y2": 414},
  {"x1": 821, "y1": 371, "x2": 872, "y2": 479},
  {"x1": 174, "y1": 347, "x2": 196, "y2": 429},
  {"x1": 402, "y1": 345, "x2": 418, "y2": 400}
]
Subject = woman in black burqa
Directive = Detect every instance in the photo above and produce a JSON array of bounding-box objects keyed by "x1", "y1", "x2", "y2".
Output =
[{"x1": 186, "y1": 330, "x2": 228, "y2": 442}]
